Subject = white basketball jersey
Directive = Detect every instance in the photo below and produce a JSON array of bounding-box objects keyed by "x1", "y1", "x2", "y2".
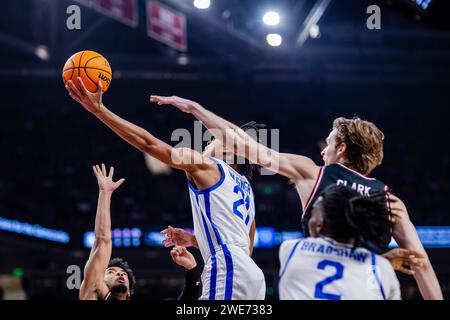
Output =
[
  {"x1": 278, "y1": 237, "x2": 401, "y2": 300},
  {"x1": 188, "y1": 157, "x2": 255, "y2": 262}
]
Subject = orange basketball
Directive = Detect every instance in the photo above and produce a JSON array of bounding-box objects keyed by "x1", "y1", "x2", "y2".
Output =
[{"x1": 62, "y1": 50, "x2": 112, "y2": 93}]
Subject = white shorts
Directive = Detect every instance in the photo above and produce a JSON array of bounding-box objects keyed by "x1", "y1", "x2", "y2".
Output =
[{"x1": 199, "y1": 244, "x2": 266, "y2": 300}]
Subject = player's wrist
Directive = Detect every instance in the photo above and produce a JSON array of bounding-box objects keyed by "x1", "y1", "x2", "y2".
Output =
[
  {"x1": 93, "y1": 103, "x2": 107, "y2": 116},
  {"x1": 185, "y1": 261, "x2": 197, "y2": 270},
  {"x1": 189, "y1": 101, "x2": 203, "y2": 114},
  {"x1": 99, "y1": 189, "x2": 113, "y2": 196},
  {"x1": 189, "y1": 235, "x2": 198, "y2": 248}
]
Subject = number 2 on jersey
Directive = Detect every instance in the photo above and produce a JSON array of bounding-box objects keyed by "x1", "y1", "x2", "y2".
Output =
[
  {"x1": 314, "y1": 260, "x2": 344, "y2": 300},
  {"x1": 232, "y1": 185, "x2": 250, "y2": 225}
]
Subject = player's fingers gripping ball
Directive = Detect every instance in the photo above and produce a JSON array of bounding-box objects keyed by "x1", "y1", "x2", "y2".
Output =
[{"x1": 62, "y1": 50, "x2": 112, "y2": 93}]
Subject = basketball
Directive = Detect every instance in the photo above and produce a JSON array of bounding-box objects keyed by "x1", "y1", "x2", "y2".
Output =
[{"x1": 62, "y1": 50, "x2": 112, "y2": 93}]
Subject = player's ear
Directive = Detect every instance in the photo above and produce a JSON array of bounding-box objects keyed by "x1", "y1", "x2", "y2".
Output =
[
  {"x1": 336, "y1": 142, "x2": 347, "y2": 158},
  {"x1": 314, "y1": 219, "x2": 324, "y2": 236}
]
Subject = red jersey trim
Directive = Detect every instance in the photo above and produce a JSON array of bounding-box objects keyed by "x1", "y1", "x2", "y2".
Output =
[
  {"x1": 301, "y1": 167, "x2": 325, "y2": 218},
  {"x1": 336, "y1": 163, "x2": 376, "y2": 180}
]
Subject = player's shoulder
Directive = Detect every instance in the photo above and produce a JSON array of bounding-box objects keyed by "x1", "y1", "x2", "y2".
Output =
[
  {"x1": 326, "y1": 163, "x2": 385, "y2": 184},
  {"x1": 214, "y1": 157, "x2": 252, "y2": 187},
  {"x1": 374, "y1": 252, "x2": 394, "y2": 270},
  {"x1": 280, "y1": 238, "x2": 303, "y2": 251},
  {"x1": 279, "y1": 238, "x2": 304, "y2": 263}
]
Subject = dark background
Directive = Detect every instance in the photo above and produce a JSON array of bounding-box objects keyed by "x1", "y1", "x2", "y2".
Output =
[{"x1": 0, "y1": 0, "x2": 449, "y2": 299}]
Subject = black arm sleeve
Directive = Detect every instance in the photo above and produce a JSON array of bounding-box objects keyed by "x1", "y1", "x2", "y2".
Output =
[{"x1": 178, "y1": 264, "x2": 203, "y2": 300}]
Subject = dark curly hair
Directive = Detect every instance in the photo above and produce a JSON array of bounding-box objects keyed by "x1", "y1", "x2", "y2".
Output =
[
  {"x1": 235, "y1": 121, "x2": 267, "y2": 181},
  {"x1": 319, "y1": 185, "x2": 392, "y2": 253},
  {"x1": 108, "y1": 258, "x2": 136, "y2": 296}
]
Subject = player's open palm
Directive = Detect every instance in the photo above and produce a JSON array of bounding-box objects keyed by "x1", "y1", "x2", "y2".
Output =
[
  {"x1": 161, "y1": 226, "x2": 196, "y2": 248},
  {"x1": 93, "y1": 164, "x2": 125, "y2": 193},
  {"x1": 150, "y1": 95, "x2": 195, "y2": 113},
  {"x1": 66, "y1": 77, "x2": 104, "y2": 114},
  {"x1": 170, "y1": 246, "x2": 197, "y2": 270}
]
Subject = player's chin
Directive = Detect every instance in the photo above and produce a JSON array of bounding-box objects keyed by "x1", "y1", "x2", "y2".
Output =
[{"x1": 112, "y1": 283, "x2": 128, "y2": 294}]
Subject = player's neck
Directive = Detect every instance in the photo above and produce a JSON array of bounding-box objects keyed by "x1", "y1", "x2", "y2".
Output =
[
  {"x1": 112, "y1": 292, "x2": 129, "y2": 300},
  {"x1": 320, "y1": 234, "x2": 354, "y2": 246},
  {"x1": 336, "y1": 160, "x2": 357, "y2": 172}
]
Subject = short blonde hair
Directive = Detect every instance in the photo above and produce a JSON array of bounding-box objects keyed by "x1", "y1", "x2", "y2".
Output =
[{"x1": 332, "y1": 117, "x2": 384, "y2": 175}]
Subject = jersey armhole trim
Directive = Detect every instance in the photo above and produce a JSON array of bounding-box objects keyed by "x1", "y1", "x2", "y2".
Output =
[
  {"x1": 279, "y1": 239, "x2": 303, "y2": 280},
  {"x1": 371, "y1": 253, "x2": 387, "y2": 300},
  {"x1": 301, "y1": 167, "x2": 325, "y2": 218},
  {"x1": 187, "y1": 158, "x2": 226, "y2": 195}
]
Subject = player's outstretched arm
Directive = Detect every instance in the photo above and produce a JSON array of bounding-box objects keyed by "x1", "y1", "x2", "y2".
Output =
[
  {"x1": 80, "y1": 164, "x2": 125, "y2": 300},
  {"x1": 66, "y1": 79, "x2": 212, "y2": 174},
  {"x1": 150, "y1": 95, "x2": 320, "y2": 180},
  {"x1": 389, "y1": 194, "x2": 443, "y2": 300}
]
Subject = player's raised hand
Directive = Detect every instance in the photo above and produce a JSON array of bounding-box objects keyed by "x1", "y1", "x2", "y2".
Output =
[
  {"x1": 150, "y1": 95, "x2": 196, "y2": 114},
  {"x1": 382, "y1": 248, "x2": 426, "y2": 276},
  {"x1": 170, "y1": 246, "x2": 197, "y2": 270},
  {"x1": 161, "y1": 226, "x2": 197, "y2": 248},
  {"x1": 92, "y1": 164, "x2": 125, "y2": 194},
  {"x1": 66, "y1": 77, "x2": 104, "y2": 115}
]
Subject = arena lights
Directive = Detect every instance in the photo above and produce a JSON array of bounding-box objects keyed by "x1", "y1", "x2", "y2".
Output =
[
  {"x1": 83, "y1": 228, "x2": 142, "y2": 248},
  {"x1": 309, "y1": 24, "x2": 320, "y2": 39},
  {"x1": 409, "y1": 0, "x2": 433, "y2": 10},
  {"x1": 266, "y1": 33, "x2": 283, "y2": 47},
  {"x1": 262, "y1": 11, "x2": 280, "y2": 26},
  {"x1": 35, "y1": 45, "x2": 50, "y2": 61},
  {"x1": 83, "y1": 226, "x2": 450, "y2": 249},
  {"x1": 0, "y1": 216, "x2": 70, "y2": 244},
  {"x1": 193, "y1": 0, "x2": 211, "y2": 10}
]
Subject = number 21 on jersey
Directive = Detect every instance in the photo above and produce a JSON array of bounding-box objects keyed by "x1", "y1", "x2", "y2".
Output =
[{"x1": 232, "y1": 185, "x2": 251, "y2": 225}]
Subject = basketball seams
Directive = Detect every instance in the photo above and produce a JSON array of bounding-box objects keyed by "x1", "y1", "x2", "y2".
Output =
[
  {"x1": 83, "y1": 68, "x2": 99, "y2": 92},
  {"x1": 77, "y1": 51, "x2": 85, "y2": 82},
  {"x1": 68, "y1": 59, "x2": 75, "y2": 81},
  {"x1": 63, "y1": 67, "x2": 112, "y2": 76},
  {"x1": 84, "y1": 55, "x2": 102, "y2": 68},
  {"x1": 63, "y1": 59, "x2": 75, "y2": 84}
]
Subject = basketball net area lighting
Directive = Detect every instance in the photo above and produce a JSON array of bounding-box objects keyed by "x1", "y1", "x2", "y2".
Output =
[{"x1": 194, "y1": 0, "x2": 211, "y2": 10}]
